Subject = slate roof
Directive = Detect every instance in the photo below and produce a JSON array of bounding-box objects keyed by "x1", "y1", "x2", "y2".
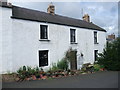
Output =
[{"x1": 11, "y1": 6, "x2": 106, "y2": 32}]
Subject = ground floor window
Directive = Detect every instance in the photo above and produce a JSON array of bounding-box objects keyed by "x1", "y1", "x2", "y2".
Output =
[
  {"x1": 94, "y1": 50, "x2": 98, "y2": 61},
  {"x1": 39, "y1": 50, "x2": 48, "y2": 67}
]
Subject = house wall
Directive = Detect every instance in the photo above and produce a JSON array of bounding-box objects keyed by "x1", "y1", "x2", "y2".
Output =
[
  {"x1": 0, "y1": 7, "x2": 106, "y2": 73},
  {"x1": 0, "y1": 7, "x2": 2, "y2": 73},
  {"x1": 1, "y1": 7, "x2": 13, "y2": 73}
]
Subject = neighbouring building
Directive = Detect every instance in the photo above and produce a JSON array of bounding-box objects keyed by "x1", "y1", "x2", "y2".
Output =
[
  {"x1": 0, "y1": 1, "x2": 106, "y2": 73},
  {"x1": 106, "y1": 34, "x2": 116, "y2": 42}
]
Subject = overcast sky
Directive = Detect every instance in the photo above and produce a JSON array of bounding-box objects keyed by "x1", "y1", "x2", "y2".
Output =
[{"x1": 12, "y1": 2, "x2": 118, "y2": 37}]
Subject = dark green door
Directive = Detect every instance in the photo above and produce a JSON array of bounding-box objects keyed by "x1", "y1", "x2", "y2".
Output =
[{"x1": 70, "y1": 51, "x2": 77, "y2": 70}]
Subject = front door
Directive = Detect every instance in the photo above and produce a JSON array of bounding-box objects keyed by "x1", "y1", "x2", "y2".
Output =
[{"x1": 70, "y1": 51, "x2": 77, "y2": 70}]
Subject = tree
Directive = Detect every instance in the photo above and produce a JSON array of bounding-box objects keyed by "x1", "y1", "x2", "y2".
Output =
[{"x1": 97, "y1": 37, "x2": 120, "y2": 71}]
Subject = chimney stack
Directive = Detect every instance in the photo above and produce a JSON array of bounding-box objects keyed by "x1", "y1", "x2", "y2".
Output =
[
  {"x1": 0, "y1": 0, "x2": 12, "y2": 7},
  {"x1": 108, "y1": 34, "x2": 115, "y2": 40},
  {"x1": 47, "y1": 3, "x2": 55, "y2": 15},
  {"x1": 0, "y1": 0, "x2": 7, "y2": 6},
  {"x1": 82, "y1": 14, "x2": 90, "y2": 22}
]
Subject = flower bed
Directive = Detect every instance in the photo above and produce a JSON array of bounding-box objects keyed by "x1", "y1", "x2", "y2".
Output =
[
  {"x1": 2, "y1": 64, "x2": 106, "y2": 82},
  {"x1": 2, "y1": 70, "x2": 80, "y2": 82}
]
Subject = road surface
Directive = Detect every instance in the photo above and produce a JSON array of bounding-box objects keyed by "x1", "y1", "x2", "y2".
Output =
[{"x1": 2, "y1": 71, "x2": 118, "y2": 88}]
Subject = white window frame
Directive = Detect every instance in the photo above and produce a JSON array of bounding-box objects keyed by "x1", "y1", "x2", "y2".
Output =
[
  {"x1": 39, "y1": 24, "x2": 50, "y2": 41},
  {"x1": 94, "y1": 31, "x2": 98, "y2": 44},
  {"x1": 37, "y1": 49, "x2": 50, "y2": 67},
  {"x1": 70, "y1": 28, "x2": 78, "y2": 44}
]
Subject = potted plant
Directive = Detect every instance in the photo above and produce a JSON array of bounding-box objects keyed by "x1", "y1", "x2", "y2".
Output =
[
  {"x1": 31, "y1": 69, "x2": 36, "y2": 80},
  {"x1": 32, "y1": 74, "x2": 36, "y2": 80},
  {"x1": 35, "y1": 71, "x2": 41, "y2": 80}
]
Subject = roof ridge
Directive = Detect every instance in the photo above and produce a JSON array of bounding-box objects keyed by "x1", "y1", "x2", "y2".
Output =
[{"x1": 13, "y1": 5, "x2": 88, "y2": 22}]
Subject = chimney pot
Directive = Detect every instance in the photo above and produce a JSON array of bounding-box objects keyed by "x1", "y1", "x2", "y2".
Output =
[
  {"x1": 108, "y1": 34, "x2": 115, "y2": 39},
  {"x1": 82, "y1": 14, "x2": 90, "y2": 22},
  {"x1": 47, "y1": 3, "x2": 55, "y2": 15}
]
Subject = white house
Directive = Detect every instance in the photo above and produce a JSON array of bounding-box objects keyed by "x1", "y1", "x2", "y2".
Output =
[{"x1": 0, "y1": 2, "x2": 106, "y2": 73}]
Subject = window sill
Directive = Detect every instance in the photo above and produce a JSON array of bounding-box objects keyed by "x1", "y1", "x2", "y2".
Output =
[
  {"x1": 39, "y1": 39, "x2": 50, "y2": 41},
  {"x1": 70, "y1": 42, "x2": 78, "y2": 44},
  {"x1": 94, "y1": 42, "x2": 99, "y2": 44}
]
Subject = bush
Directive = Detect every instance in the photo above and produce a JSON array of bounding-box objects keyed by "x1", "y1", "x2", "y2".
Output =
[
  {"x1": 81, "y1": 63, "x2": 93, "y2": 72},
  {"x1": 57, "y1": 59, "x2": 68, "y2": 70},
  {"x1": 49, "y1": 59, "x2": 68, "y2": 72},
  {"x1": 93, "y1": 64, "x2": 104, "y2": 71},
  {"x1": 17, "y1": 66, "x2": 42, "y2": 80},
  {"x1": 97, "y1": 37, "x2": 120, "y2": 71},
  {"x1": 50, "y1": 63, "x2": 59, "y2": 72},
  {"x1": 17, "y1": 66, "x2": 28, "y2": 80}
]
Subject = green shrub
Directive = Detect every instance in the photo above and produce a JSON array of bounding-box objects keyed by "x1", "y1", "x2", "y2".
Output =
[
  {"x1": 49, "y1": 59, "x2": 68, "y2": 72},
  {"x1": 35, "y1": 66, "x2": 39, "y2": 72},
  {"x1": 57, "y1": 59, "x2": 68, "y2": 70},
  {"x1": 93, "y1": 64, "x2": 101, "y2": 71},
  {"x1": 97, "y1": 37, "x2": 120, "y2": 71},
  {"x1": 17, "y1": 66, "x2": 27, "y2": 80},
  {"x1": 81, "y1": 63, "x2": 91, "y2": 72},
  {"x1": 50, "y1": 63, "x2": 59, "y2": 72},
  {"x1": 17, "y1": 66, "x2": 42, "y2": 80}
]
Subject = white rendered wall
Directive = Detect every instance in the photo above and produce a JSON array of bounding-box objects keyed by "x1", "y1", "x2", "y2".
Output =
[
  {"x1": 0, "y1": 7, "x2": 2, "y2": 74},
  {"x1": 1, "y1": 7, "x2": 13, "y2": 73},
  {"x1": 0, "y1": 7, "x2": 106, "y2": 73}
]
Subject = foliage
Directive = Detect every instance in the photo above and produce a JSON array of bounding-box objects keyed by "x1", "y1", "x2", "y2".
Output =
[
  {"x1": 50, "y1": 63, "x2": 59, "y2": 72},
  {"x1": 81, "y1": 63, "x2": 92, "y2": 72},
  {"x1": 17, "y1": 66, "x2": 28, "y2": 80},
  {"x1": 49, "y1": 59, "x2": 69, "y2": 72},
  {"x1": 57, "y1": 59, "x2": 68, "y2": 70},
  {"x1": 93, "y1": 64, "x2": 104, "y2": 71},
  {"x1": 17, "y1": 66, "x2": 42, "y2": 80},
  {"x1": 97, "y1": 37, "x2": 120, "y2": 71}
]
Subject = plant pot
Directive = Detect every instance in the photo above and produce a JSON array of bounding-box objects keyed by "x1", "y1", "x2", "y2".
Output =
[
  {"x1": 64, "y1": 74, "x2": 67, "y2": 77},
  {"x1": 36, "y1": 75, "x2": 40, "y2": 79},
  {"x1": 40, "y1": 74, "x2": 43, "y2": 77},
  {"x1": 15, "y1": 77, "x2": 20, "y2": 82},
  {"x1": 58, "y1": 75, "x2": 62, "y2": 78},
  {"x1": 41, "y1": 76, "x2": 47, "y2": 80},
  {"x1": 25, "y1": 78, "x2": 30, "y2": 81},
  {"x1": 32, "y1": 75, "x2": 36, "y2": 80},
  {"x1": 100, "y1": 68, "x2": 104, "y2": 71},
  {"x1": 38, "y1": 78, "x2": 41, "y2": 80},
  {"x1": 52, "y1": 76, "x2": 56, "y2": 78}
]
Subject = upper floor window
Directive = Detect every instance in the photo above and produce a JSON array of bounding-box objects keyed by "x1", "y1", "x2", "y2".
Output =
[
  {"x1": 70, "y1": 29, "x2": 76, "y2": 43},
  {"x1": 94, "y1": 31, "x2": 97, "y2": 44},
  {"x1": 40, "y1": 25, "x2": 48, "y2": 39}
]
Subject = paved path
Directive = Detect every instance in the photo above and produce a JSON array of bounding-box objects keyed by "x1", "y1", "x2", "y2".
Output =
[{"x1": 2, "y1": 71, "x2": 118, "y2": 88}]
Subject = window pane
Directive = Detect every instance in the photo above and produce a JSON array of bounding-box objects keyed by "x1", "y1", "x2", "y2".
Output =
[
  {"x1": 44, "y1": 26, "x2": 48, "y2": 39},
  {"x1": 94, "y1": 32, "x2": 97, "y2": 43},
  {"x1": 40, "y1": 25, "x2": 48, "y2": 39},
  {"x1": 70, "y1": 29, "x2": 76, "y2": 42},
  {"x1": 39, "y1": 50, "x2": 48, "y2": 67},
  {"x1": 94, "y1": 50, "x2": 98, "y2": 61}
]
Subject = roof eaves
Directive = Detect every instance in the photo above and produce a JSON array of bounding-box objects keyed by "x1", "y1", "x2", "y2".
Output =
[{"x1": 11, "y1": 16, "x2": 106, "y2": 32}]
